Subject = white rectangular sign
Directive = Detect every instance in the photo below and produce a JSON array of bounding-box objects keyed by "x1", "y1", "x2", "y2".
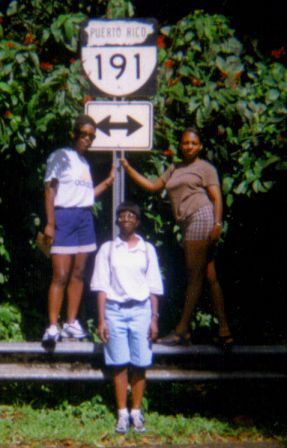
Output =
[{"x1": 85, "y1": 101, "x2": 153, "y2": 151}]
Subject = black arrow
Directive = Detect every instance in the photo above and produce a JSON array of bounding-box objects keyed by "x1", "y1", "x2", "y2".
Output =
[{"x1": 96, "y1": 115, "x2": 143, "y2": 137}]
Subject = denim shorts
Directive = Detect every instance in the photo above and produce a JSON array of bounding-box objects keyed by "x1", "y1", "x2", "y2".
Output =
[
  {"x1": 180, "y1": 205, "x2": 214, "y2": 241},
  {"x1": 104, "y1": 299, "x2": 152, "y2": 367},
  {"x1": 51, "y1": 207, "x2": 97, "y2": 255}
]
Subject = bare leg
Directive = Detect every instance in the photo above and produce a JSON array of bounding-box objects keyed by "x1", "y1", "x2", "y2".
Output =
[
  {"x1": 66, "y1": 252, "x2": 89, "y2": 323},
  {"x1": 130, "y1": 367, "x2": 146, "y2": 409},
  {"x1": 48, "y1": 254, "x2": 72, "y2": 325},
  {"x1": 113, "y1": 366, "x2": 129, "y2": 410},
  {"x1": 206, "y1": 259, "x2": 232, "y2": 337},
  {"x1": 175, "y1": 240, "x2": 209, "y2": 335}
]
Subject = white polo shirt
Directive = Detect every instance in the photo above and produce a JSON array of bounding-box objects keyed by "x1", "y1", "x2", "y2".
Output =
[{"x1": 90, "y1": 235, "x2": 163, "y2": 302}]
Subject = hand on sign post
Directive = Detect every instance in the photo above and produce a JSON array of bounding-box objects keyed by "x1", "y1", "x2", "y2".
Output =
[{"x1": 120, "y1": 157, "x2": 129, "y2": 169}]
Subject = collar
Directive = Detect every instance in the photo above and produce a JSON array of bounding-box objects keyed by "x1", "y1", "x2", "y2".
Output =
[{"x1": 114, "y1": 234, "x2": 146, "y2": 251}]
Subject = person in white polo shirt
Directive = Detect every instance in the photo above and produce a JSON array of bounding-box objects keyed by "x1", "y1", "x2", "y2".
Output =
[
  {"x1": 42, "y1": 114, "x2": 114, "y2": 346},
  {"x1": 91, "y1": 201, "x2": 163, "y2": 434}
]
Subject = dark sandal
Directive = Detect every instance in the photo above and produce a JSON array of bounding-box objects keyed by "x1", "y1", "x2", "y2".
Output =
[
  {"x1": 157, "y1": 330, "x2": 191, "y2": 346},
  {"x1": 216, "y1": 334, "x2": 234, "y2": 349}
]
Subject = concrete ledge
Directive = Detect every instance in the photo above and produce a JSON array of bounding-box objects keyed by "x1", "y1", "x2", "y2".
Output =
[
  {"x1": 0, "y1": 342, "x2": 287, "y2": 356},
  {"x1": 0, "y1": 342, "x2": 286, "y2": 382},
  {"x1": 0, "y1": 363, "x2": 286, "y2": 381}
]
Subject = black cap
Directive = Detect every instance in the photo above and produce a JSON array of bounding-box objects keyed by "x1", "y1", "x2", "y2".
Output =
[{"x1": 116, "y1": 201, "x2": 141, "y2": 220}]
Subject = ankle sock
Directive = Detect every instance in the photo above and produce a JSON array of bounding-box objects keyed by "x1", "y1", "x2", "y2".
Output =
[
  {"x1": 118, "y1": 408, "x2": 129, "y2": 417},
  {"x1": 130, "y1": 409, "x2": 141, "y2": 418}
]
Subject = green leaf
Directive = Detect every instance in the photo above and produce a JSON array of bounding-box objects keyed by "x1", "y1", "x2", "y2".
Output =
[
  {"x1": 234, "y1": 180, "x2": 248, "y2": 195},
  {"x1": 245, "y1": 169, "x2": 256, "y2": 182},
  {"x1": 222, "y1": 176, "x2": 234, "y2": 194},
  {"x1": 41, "y1": 29, "x2": 50, "y2": 44},
  {"x1": 168, "y1": 82, "x2": 184, "y2": 99},
  {"x1": 203, "y1": 94, "x2": 210, "y2": 108},
  {"x1": 0, "y1": 82, "x2": 13, "y2": 94},
  {"x1": 178, "y1": 65, "x2": 192, "y2": 77},
  {"x1": 6, "y1": 0, "x2": 18, "y2": 16},
  {"x1": 0, "y1": 273, "x2": 6, "y2": 284},
  {"x1": 266, "y1": 89, "x2": 280, "y2": 102},
  {"x1": 252, "y1": 179, "x2": 266, "y2": 193},
  {"x1": 188, "y1": 98, "x2": 200, "y2": 113},
  {"x1": 226, "y1": 194, "x2": 234, "y2": 207},
  {"x1": 64, "y1": 19, "x2": 75, "y2": 41},
  {"x1": 16, "y1": 143, "x2": 26, "y2": 154}
]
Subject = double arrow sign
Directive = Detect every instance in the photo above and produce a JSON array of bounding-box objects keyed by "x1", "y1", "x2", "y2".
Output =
[
  {"x1": 96, "y1": 115, "x2": 142, "y2": 136},
  {"x1": 86, "y1": 101, "x2": 153, "y2": 151}
]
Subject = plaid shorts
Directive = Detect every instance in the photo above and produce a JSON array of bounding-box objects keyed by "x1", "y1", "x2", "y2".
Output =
[{"x1": 180, "y1": 205, "x2": 214, "y2": 241}]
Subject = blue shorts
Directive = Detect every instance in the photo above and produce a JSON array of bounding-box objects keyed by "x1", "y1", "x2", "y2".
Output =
[
  {"x1": 51, "y1": 207, "x2": 97, "y2": 255},
  {"x1": 104, "y1": 299, "x2": 152, "y2": 368}
]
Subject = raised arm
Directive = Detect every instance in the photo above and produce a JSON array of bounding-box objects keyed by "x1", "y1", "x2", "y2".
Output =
[
  {"x1": 121, "y1": 158, "x2": 165, "y2": 193},
  {"x1": 94, "y1": 165, "x2": 115, "y2": 198}
]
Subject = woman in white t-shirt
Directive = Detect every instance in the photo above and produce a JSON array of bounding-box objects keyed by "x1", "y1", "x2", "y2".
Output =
[{"x1": 42, "y1": 114, "x2": 114, "y2": 346}]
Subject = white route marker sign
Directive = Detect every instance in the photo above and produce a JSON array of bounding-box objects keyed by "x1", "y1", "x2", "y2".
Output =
[{"x1": 81, "y1": 19, "x2": 157, "y2": 97}]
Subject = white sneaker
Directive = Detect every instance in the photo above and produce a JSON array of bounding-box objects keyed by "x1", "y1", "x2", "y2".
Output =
[
  {"x1": 42, "y1": 325, "x2": 61, "y2": 346},
  {"x1": 130, "y1": 411, "x2": 146, "y2": 433},
  {"x1": 115, "y1": 414, "x2": 130, "y2": 434},
  {"x1": 61, "y1": 320, "x2": 88, "y2": 339}
]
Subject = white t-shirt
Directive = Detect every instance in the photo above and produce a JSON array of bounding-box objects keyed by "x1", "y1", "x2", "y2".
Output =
[
  {"x1": 90, "y1": 235, "x2": 164, "y2": 302},
  {"x1": 44, "y1": 148, "x2": 94, "y2": 208}
]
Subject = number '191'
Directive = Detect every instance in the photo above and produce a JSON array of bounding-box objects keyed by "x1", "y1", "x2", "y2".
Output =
[{"x1": 95, "y1": 53, "x2": 140, "y2": 80}]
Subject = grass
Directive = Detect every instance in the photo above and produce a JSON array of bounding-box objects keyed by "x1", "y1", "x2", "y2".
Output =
[{"x1": 0, "y1": 382, "x2": 286, "y2": 447}]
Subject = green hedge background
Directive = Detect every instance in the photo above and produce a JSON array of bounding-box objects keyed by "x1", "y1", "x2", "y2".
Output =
[{"x1": 0, "y1": 0, "x2": 286, "y2": 343}]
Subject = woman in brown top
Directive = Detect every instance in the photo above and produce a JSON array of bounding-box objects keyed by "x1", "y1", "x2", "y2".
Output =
[{"x1": 121, "y1": 127, "x2": 233, "y2": 347}]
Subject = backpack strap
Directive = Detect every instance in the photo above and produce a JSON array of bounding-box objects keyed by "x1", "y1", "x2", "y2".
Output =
[
  {"x1": 108, "y1": 240, "x2": 113, "y2": 283},
  {"x1": 144, "y1": 241, "x2": 150, "y2": 273}
]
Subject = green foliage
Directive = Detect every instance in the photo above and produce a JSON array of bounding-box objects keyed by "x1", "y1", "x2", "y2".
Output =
[
  {"x1": 0, "y1": 226, "x2": 10, "y2": 285},
  {"x1": 0, "y1": 399, "x2": 284, "y2": 446},
  {"x1": 59, "y1": 395, "x2": 110, "y2": 422},
  {"x1": 153, "y1": 11, "x2": 287, "y2": 209},
  {"x1": 0, "y1": 302, "x2": 24, "y2": 341},
  {"x1": 190, "y1": 310, "x2": 218, "y2": 331},
  {"x1": 0, "y1": 1, "x2": 286, "y2": 340},
  {"x1": 0, "y1": 381, "x2": 286, "y2": 444},
  {"x1": 106, "y1": 0, "x2": 135, "y2": 18}
]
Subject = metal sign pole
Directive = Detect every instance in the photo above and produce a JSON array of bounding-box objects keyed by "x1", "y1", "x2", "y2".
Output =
[{"x1": 112, "y1": 150, "x2": 125, "y2": 239}]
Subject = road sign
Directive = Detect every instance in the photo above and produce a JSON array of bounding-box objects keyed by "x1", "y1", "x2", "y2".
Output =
[
  {"x1": 85, "y1": 101, "x2": 153, "y2": 151},
  {"x1": 81, "y1": 19, "x2": 157, "y2": 97}
]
